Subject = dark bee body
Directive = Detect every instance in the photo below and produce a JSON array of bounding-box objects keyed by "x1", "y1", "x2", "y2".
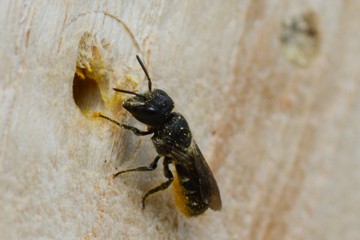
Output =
[
  {"x1": 98, "y1": 56, "x2": 221, "y2": 217},
  {"x1": 173, "y1": 160, "x2": 209, "y2": 216},
  {"x1": 151, "y1": 112, "x2": 192, "y2": 156},
  {"x1": 151, "y1": 112, "x2": 218, "y2": 216}
]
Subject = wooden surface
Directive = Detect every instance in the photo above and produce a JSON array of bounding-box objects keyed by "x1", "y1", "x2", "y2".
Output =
[{"x1": 1, "y1": 1, "x2": 359, "y2": 239}]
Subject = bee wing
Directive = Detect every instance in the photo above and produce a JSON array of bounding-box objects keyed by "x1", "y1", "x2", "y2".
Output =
[{"x1": 169, "y1": 141, "x2": 222, "y2": 211}]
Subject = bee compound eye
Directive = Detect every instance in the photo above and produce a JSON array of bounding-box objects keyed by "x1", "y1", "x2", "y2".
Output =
[{"x1": 145, "y1": 106, "x2": 157, "y2": 115}]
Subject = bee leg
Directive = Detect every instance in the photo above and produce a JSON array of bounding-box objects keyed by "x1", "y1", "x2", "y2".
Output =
[
  {"x1": 99, "y1": 113, "x2": 153, "y2": 136},
  {"x1": 113, "y1": 155, "x2": 161, "y2": 178},
  {"x1": 142, "y1": 157, "x2": 173, "y2": 209}
]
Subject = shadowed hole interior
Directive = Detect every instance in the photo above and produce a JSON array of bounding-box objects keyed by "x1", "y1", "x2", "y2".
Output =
[{"x1": 73, "y1": 71, "x2": 105, "y2": 114}]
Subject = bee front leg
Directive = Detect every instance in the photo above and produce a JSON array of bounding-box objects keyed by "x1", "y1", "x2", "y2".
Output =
[
  {"x1": 113, "y1": 155, "x2": 162, "y2": 178},
  {"x1": 98, "y1": 113, "x2": 153, "y2": 136},
  {"x1": 142, "y1": 157, "x2": 174, "y2": 209}
]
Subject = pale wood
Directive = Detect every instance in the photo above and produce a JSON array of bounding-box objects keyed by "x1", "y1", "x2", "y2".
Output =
[{"x1": 1, "y1": 1, "x2": 359, "y2": 239}]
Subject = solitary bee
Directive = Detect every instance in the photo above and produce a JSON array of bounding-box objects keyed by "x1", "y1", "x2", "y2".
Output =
[{"x1": 98, "y1": 56, "x2": 222, "y2": 217}]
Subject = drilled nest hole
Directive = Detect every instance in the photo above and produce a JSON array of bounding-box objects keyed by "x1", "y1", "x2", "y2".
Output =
[
  {"x1": 72, "y1": 32, "x2": 115, "y2": 116},
  {"x1": 73, "y1": 70, "x2": 105, "y2": 114}
]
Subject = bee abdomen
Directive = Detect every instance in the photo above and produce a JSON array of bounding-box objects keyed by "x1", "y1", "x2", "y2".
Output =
[{"x1": 173, "y1": 164, "x2": 208, "y2": 217}]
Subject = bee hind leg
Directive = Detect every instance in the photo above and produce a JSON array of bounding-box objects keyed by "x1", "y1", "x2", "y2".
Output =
[{"x1": 142, "y1": 157, "x2": 174, "y2": 209}]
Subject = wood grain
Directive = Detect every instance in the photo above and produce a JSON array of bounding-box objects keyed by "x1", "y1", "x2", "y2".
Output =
[{"x1": 0, "y1": 1, "x2": 359, "y2": 239}]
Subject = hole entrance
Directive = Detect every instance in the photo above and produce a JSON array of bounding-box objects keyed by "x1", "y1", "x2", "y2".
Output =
[
  {"x1": 72, "y1": 32, "x2": 141, "y2": 117},
  {"x1": 73, "y1": 70, "x2": 105, "y2": 114},
  {"x1": 72, "y1": 32, "x2": 113, "y2": 117}
]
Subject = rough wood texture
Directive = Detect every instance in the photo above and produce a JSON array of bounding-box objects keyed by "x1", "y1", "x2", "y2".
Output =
[{"x1": 1, "y1": 1, "x2": 359, "y2": 239}]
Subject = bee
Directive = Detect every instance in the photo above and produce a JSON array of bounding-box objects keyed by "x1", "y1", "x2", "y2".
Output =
[{"x1": 98, "y1": 55, "x2": 222, "y2": 217}]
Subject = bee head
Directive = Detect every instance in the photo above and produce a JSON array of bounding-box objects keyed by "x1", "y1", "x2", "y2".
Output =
[
  {"x1": 114, "y1": 55, "x2": 175, "y2": 126},
  {"x1": 122, "y1": 89, "x2": 174, "y2": 126}
]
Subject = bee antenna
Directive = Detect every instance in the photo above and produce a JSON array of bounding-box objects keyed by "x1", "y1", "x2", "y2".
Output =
[
  {"x1": 136, "y1": 55, "x2": 152, "y2": 92},
  {"x1": 113, "y1": 88, "x2": 144, "y2": 98}
]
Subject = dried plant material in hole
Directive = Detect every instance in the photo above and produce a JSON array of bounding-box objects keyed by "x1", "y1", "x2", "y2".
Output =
[{"x1": 280, "y1": 12, "x2": 320, "y2": 66}]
